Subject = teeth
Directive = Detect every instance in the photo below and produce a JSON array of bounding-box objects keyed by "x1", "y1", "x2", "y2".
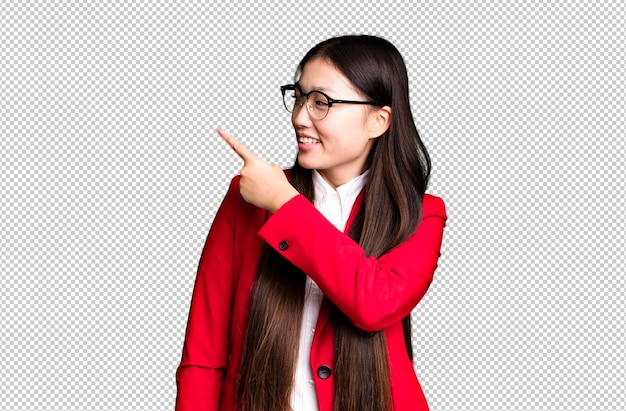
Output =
[{"x1": 298, "y1": 137, "x2": 319, "y2": 144}]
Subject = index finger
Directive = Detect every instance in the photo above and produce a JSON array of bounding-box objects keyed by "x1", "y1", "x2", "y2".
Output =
[{"x1": 217, "y1": 128, "x2": 257, "y2": 162}]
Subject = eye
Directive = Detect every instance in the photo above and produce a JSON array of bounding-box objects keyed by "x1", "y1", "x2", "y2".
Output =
[{"x1": 311, "y1": 92, "x2": 329, "y2": 107}]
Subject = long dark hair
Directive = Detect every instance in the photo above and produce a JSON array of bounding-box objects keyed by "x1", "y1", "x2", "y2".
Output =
[{"x1": 237, "y1": 35, "x2": 431, "y2": 411}]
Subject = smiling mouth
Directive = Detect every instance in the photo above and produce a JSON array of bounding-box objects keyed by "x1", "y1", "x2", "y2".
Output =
[{"x1": 298, "y1": 137, "x2": 320, "y2": 144}]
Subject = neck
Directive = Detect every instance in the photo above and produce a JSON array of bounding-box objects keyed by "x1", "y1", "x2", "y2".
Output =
[{"x1": 317, "y1": 168, "x2": 365, "y2": 189}]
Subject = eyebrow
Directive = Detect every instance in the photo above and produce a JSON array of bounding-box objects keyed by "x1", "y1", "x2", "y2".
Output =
[{"x1": 295, "y1": 82, "x2": 336, "y2": 95}]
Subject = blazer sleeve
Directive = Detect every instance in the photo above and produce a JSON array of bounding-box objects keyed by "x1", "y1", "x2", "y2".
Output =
[
  {"x1": 175, "y1": 177, "x2": 240, "y2": 411},
  {"x1": 258, "y1": 193, "x2": 447, "y2": 332}
]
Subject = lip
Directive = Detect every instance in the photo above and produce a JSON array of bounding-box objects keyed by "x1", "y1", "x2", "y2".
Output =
[{"x1": 296, "y1": 132, "x2": 321, "y2": 151}]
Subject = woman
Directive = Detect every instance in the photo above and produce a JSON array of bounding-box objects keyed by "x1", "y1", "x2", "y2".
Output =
[{"x1": 176, "y1": 35, "x2": 447, "y2": 411}]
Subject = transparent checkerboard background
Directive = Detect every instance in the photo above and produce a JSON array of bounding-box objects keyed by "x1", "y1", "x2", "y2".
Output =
[{"x1": 2, "y1": 0, "x2": 625, "y2": 409}]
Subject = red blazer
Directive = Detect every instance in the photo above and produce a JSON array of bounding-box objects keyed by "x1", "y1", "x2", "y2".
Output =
[{"x1": 176, "y1": 175, "x2": 447, "y2": 411}]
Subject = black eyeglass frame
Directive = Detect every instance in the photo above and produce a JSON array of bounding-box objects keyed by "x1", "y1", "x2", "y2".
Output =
[{"x1": 280, "y1": 84, "x2": 379, "y2": 119}]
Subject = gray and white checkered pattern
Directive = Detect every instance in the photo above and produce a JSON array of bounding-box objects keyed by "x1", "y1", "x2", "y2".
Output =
[{"x1": 1, "y1": 0, "x2": 624, "y2": 409}]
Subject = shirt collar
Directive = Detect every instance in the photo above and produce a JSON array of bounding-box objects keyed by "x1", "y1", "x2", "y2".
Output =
[{"x1": 312, "y1": 169, "x2": 369, "y2": 208}]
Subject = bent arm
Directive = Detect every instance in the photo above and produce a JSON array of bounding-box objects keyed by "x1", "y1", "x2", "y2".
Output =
[{"x1": 258, "y1": 194, "x2": 447, "y2": 332}]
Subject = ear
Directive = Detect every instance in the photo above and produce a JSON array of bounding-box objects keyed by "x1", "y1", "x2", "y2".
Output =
[{"x1": 367, "y1": 106, "x2": 392, "y2": 139}]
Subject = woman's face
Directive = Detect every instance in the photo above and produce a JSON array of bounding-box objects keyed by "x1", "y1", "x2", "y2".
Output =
[{"x1": 292, "y1": 57, "x2": 382, "y2": 188}]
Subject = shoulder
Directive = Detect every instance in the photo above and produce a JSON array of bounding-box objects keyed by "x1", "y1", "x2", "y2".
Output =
[
  {"x1": 221, "y1": 175, "x2": 270, "y2": 226},
  {"x1": 422, "y1": 193, "x2": 447, "y2": 220},
  {"x1": 224, "y1": 174, "x2": 242, "y2": 200}
]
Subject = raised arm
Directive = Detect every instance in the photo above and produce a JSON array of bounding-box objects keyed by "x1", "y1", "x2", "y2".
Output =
[{"x1": 258, "y1": 194, "x2": 446, "y2": 332}]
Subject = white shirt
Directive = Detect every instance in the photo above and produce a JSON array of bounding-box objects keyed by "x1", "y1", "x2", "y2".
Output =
[{"x1": 290, "y1": 169, "x2": 369, "y2": 411}]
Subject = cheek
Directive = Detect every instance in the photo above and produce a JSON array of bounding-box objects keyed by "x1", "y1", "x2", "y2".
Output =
[
  {"x1": 337, "y1": 126, "x2": 371, "y2": 149},
  {"x1": 321, "y1": 117, "x2": 368, "y2": 143}
]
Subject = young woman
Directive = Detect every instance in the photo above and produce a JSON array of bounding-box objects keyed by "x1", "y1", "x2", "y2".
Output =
[{"x1": 176, "y1": 35, "x2": 447, "y2": 411}]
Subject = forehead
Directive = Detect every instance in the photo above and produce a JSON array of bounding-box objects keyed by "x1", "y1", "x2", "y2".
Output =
[{"x1": 297, "y1": 57, "x2": 359, "y2": 96}]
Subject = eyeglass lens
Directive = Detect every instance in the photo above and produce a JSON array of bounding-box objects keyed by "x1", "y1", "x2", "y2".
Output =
[{"x1": 283, "y1": 88, "x2": 330, "y2": 120}]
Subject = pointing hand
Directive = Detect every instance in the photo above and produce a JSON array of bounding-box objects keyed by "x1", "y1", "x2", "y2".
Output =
[{"x1": 217, "y1": 128, "x2": 299, "y2": 212}]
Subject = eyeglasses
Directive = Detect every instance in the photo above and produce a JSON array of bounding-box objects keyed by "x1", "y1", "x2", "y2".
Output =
[{"x1": 280, "y1": 84, "x2": 379, "y2": 120}]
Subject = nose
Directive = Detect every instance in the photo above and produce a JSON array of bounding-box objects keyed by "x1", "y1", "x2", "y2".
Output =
[{"x1": 291, "y1": 100, "x2": 313, "y2": 127}]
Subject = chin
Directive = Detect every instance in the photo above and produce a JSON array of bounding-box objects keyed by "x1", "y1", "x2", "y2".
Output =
[{"x1": 296, "y1": 156, "x2": 318, "y2": 170}]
